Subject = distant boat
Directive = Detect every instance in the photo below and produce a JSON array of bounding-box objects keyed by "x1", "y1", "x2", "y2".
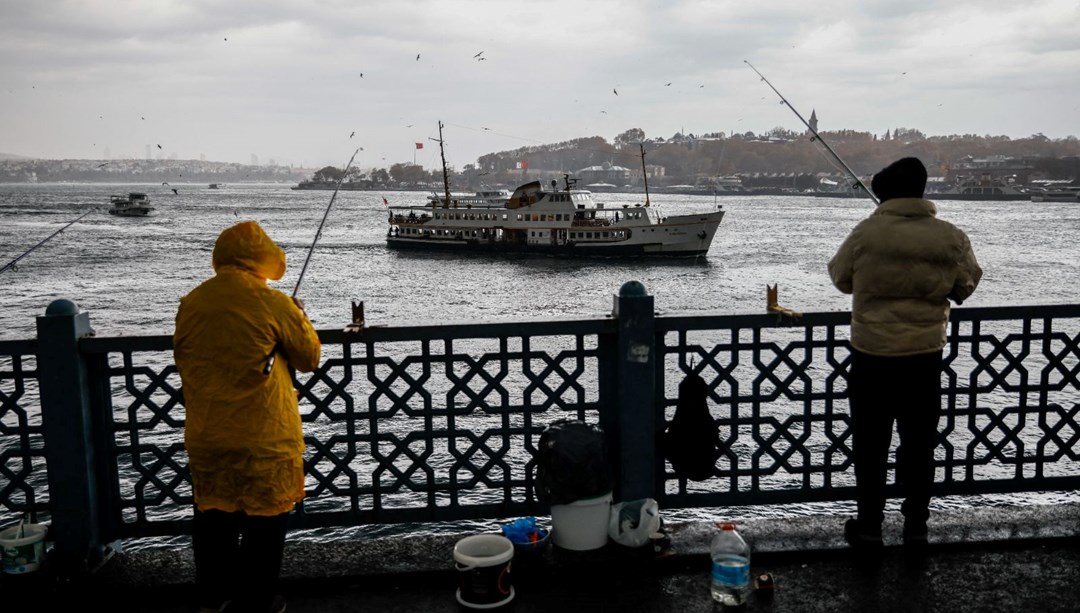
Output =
[
  {"x1": 208, "y1": 183, "x2": 224, "y2": 189},
  {"x1": 930, "y1": 177, "x2": 1030, "y2": 201},
  {"x1": 1030, "y1": 185, "x2": 1080, "y2": 202},
  {"x1": 107, "y1": 192, "x2": 154, "y2": 217}
]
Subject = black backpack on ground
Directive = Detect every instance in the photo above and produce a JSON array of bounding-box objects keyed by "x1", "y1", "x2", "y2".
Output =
[{"x1": 661, "y1": 371, "x2": 721, "y2": 481}]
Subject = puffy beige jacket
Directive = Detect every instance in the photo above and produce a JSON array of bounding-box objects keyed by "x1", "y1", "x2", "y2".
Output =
[{"x1": 828, "y1": 197, "x2": 982, "y2": 356}]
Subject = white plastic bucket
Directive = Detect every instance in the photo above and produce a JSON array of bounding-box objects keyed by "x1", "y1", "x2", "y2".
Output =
[
  {"x1": 550, "y1": 491, "x2": 613, "y2": 551},
  {"x1": 0, "y1": 523, "x2": 47, "y2": 574},
  {"x1": 454, "y1": 534, "x2": 514, "y2": 609}
]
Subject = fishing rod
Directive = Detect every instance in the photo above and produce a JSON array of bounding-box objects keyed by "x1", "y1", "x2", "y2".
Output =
[
  {"x1": 291, "y1": 146, "x2": 361, "y2": 298},
  {"x1": 0, "y1": 209, "x2": 95, "y2": 274},
  {"x1": 744, "y1": 60, "x2": 879, "y2": 205},
  {"x1": 264, "y1": 147, "x2": 360, "y2": 375}
]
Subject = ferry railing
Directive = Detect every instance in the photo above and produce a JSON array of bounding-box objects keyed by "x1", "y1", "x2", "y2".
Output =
[{"x1": 1, "y1": 287, "x2": 1078, "y2": 577}]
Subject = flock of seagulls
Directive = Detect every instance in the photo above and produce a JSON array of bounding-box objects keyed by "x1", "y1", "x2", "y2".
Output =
[{"x1": 87, "y1": 45, "x2": 722, "y2": 178}]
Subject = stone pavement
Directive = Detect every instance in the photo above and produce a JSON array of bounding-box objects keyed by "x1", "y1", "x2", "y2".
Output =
[{"x1": 5, "y1": 503, "x2": 1079, "y2": 612}]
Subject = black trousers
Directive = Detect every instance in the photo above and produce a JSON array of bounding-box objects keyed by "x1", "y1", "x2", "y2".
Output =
[
  {"x1": 849, "y1": 349, "x2": 942, "y2": 529},
  {"x1": 193, "y1": 506, "x2": 290, "y2": 610}
]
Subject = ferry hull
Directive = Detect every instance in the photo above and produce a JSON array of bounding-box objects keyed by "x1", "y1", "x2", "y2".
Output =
[{"x1": 386, "y1": 230, "x2": 718, "y2": 257}]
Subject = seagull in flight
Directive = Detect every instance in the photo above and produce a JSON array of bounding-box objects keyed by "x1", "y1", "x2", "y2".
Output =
[
  {"x1": 171, "y1": 188, "x2": 179, "y2": 195},
  {"x1": 162, "y1": 182, "x2": 170, "y2": 186},
  {"x1": 157, "y1": 144, "x2": 162, "y2": 149},
  {"x1": 416, "y1": 53, "x2": 420, "y2": 61},
  {"x1": 665, "y1": 82, "x2": 672, "y2": 86},
  {"x1": 613, "y1": 88, "x2": 618, "y2": 96},
  {"x1": 474, "y1": 51, "x2": 484, "y2": 58},
  {"x1": 350, "y1": 131, "x2": 356, "y2": 138},
  {"x1": 97, "y1": 162, "x2": 108, "y2": 168}
]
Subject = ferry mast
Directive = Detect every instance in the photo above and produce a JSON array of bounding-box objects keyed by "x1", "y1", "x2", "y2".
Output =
[{"x1": 436, "y1": 121, "x2": 452, "y2": 208}]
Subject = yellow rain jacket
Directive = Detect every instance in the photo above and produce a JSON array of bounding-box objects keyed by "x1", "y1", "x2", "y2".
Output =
[{"x1": 174, "y1": 221, "x2": 321, "y2": 516}]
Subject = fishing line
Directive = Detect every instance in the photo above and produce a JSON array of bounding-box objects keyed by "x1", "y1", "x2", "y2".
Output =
[
  {"x1": 744, "y1": 60, "x2": 878, "y2": 206},
  {"x1": 1, "y1": 209, "x2": 95, "y2": 274}
]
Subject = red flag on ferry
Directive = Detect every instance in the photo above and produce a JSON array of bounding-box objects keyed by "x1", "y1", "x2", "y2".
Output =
[{"x1": 415, "y1": 142, "x2": 424, "y2": 149}]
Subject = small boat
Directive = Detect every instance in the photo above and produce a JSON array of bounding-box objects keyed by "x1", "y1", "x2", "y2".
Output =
[
  {"x1": 107, "y1": 192, "x2": 154, "y2": 216},
  {"x1": 386, "y1": 125, "x2": 725, "y2": 257},
  {"x1": 1030, "y1": 185, "x2": 1080, "y2": 202},
  {"x1": 208, "y1": 183, "x2": 224, "y2": 189},
  {"x1": 931, "y1": 176, "x2": 1030, "y2": 201}
]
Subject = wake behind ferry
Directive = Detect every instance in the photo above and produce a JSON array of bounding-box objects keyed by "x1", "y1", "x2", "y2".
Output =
[{"x1": 385, "y1": 123, "x2": 725, "y2": 257}]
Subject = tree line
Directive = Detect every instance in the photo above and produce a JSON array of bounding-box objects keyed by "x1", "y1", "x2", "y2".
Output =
[{"x1": 307, "y1": 128, "x2": 1080, "y2": 190}]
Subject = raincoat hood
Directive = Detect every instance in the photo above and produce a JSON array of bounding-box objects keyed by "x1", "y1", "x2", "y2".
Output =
[{"x1": 211, "y1": 220, "x2": 287, "y2": 281}]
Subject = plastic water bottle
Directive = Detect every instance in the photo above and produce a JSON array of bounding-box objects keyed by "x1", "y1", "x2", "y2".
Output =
[{"x1": 710, "y1": 521, "x2": 751, "y2": 606}]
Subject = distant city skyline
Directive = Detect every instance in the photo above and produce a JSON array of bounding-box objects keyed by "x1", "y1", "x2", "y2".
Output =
[{"x1": 3, "y1": 2, "x2": 1079, "y2": 171}]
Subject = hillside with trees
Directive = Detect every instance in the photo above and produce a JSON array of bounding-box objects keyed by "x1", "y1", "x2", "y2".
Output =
[{"x1": 298, "y1": 128, "x2": 1080, "y2": 193}]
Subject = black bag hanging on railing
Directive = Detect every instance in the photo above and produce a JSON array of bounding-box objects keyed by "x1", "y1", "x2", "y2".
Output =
[{"x1": 661, "y1": 371, "x2": 721, "y2": 481}]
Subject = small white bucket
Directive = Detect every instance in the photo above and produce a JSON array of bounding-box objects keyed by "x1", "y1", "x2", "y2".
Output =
[
  {"x1": 454, "y1": 534, "x2": 514, "y2": 609},
  {"x1": 550, "y1": 491, "x2": 613, "y2": 551},
  {"x1": 0, "y1": 523, "x2": 47, "y2": 574}
]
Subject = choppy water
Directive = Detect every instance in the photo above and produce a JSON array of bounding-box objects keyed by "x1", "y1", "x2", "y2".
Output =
[
  {"x1": 3, "y1": 183, "x2": 1079, "y2": 338},
  {"x1": 2, "y1": 183, "x2": 1079, "y2": 547}
]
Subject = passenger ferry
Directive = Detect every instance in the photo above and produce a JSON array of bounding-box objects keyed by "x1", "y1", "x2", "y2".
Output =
[
  {"x1": 386, "y1": 122, "x2": 724, "y2": 257},
  {"x1": 386, "y1": 177, "x2": 724, "y2": 257}
]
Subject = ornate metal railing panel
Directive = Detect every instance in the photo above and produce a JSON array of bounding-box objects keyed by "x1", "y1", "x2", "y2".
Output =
[
  {"x1": 656, "y1": 306, "x2": 1080, "y2": 509},
  {"x1": 293, "y1": 320, "x2": 611, "y2": 529},
  {"x1": 0, "y1": 339, "x2": 47, "y2": 526}
]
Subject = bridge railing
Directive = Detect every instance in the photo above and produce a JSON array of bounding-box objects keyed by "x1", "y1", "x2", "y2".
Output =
[{"x1": 1, "y1": 288, "x2": 1078, "y2": 575}]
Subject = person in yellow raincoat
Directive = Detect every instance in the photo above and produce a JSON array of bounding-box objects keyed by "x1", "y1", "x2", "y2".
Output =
[{"x1": 174, "y1": 220, "x2": 321, "y2": 613}]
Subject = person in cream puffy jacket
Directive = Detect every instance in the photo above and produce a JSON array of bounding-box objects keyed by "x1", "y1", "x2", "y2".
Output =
[{"x1": 829, "y1": 157, "x2": 981, "y2": 550}]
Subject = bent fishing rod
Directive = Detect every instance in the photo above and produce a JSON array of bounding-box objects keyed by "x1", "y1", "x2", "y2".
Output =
[
  {"x1": 263, "y1": 147, "x2": 361, "y2": 375},
  {"x1": 744, "y1": 60, "x2": 879, "y2": 206},
  {"x1": 291, "y1": 146, "x2": 361, "y2": 298},
  {"x1": 1, "y1": 209, "x2": 95, "y2": 274}
]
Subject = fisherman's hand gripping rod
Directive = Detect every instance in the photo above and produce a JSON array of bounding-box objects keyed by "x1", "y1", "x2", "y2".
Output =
[
  {"x1": 263, "y1": 147, "x2": 361, "y2": 375},
  {"x1": 744, "y1": 60, "x2": 878, "y2": 206}
]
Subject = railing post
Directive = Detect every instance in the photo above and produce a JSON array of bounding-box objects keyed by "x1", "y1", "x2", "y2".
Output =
[
  {"x1": 613, "y1": 281, "x2": 657, "y2": 501},
  {"x1": 36, "y1": 298, "x2": 104, "y2": 577}
]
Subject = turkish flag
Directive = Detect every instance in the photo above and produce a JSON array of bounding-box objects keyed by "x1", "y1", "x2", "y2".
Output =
[
  {"x1": 521, "y1": 160, "x2": 529, "y2": 170},
  {"x1": 415, "y1": 143, "x2": 424, "y2": 149}
]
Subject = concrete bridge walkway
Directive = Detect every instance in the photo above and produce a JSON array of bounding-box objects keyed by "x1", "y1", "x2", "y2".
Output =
[{"x1": 5, "y1": 503, "x2": 1078, "y2": 612}]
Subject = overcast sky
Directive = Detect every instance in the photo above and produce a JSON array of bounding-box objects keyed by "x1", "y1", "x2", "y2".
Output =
[{"x1": 3, "y1": 1, "x2": 1079, "y2": 171}]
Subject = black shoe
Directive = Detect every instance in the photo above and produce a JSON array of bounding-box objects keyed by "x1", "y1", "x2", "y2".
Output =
[
  {"x1": 903, "y1": 522, "x2": 929, "y2": 547},
  {"x1": 844, "y1": 518, "x2": 883, "y2": 549}
]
